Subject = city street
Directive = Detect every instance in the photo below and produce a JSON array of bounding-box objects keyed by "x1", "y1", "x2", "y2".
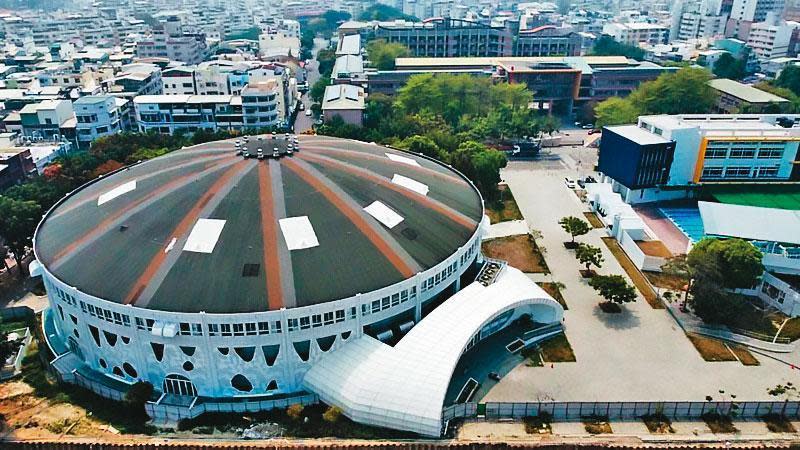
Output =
[{"x1": 293, "y1": 38, "x2": 326, "y2": 133}]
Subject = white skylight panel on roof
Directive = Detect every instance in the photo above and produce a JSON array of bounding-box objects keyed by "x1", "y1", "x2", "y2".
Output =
[
  {"x1": 97, "y1": 180, "x2": 136, "y2": 205},
  {"x1": 391, "y1": 174, "x2": 429, "y2": 196},
  {"x1": 182, "y1": 219, "x2": 226, "y2": 253},
  {"x1": 279, "y1": 216, "x2": 320, "y2": 250},
  {"x1": 364, "y1": 201, "x2": 404, "y2": 228},
  {"x1": 385, "y1": 153, "x2": 420, "y2": 167}
]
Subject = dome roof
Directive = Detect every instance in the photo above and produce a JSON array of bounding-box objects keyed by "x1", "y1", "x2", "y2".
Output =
[{"x1": 35, "y1": 135, "x2": 483, "y2": 314}]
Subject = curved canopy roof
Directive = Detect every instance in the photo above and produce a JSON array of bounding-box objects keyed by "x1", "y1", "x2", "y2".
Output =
[
  {"x1": 35, "y1": 135, "x2": 482, "y2": 314},
  {"x1": 302, "y1": 266, "x2": 564, "y2": 437}
]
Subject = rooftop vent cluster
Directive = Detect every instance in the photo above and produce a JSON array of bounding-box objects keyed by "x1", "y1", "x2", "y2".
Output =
[{"x1": 234, "y1": 132, "x2": 300, "y2": 160}]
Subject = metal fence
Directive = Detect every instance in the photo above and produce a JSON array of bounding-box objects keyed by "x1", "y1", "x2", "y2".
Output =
[
  {"x1": 146, "y1": 393, "x2": 319, "y2": 423},
  {"x1": 443, "y1": 401, "x2": 800, "y2": 422},
  {"x1": 72, "y1": 370, "x2": 127, "y2": 402}
]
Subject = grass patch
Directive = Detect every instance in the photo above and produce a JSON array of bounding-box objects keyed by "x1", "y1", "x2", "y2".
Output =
[
  {"x1": 538, "y1": 334, "x2": 576, "y2": 362},
  {"x1": 601, "y1": 237, "x2": 663, "y2": 309},
  {"x1": 687, "y1": 334, "x2": 737, "y2": 362},
  {"x1": 701, "y1": 412, "x2": 738, "y2": 434},
  {"x1": 538, "y1": 282, "x2": 567, "y2": 310},
  {"x1": 729, "y1": 344, "x2": 760, "y2": 366},
  {"x1": 177, "y1": 403, "x2": 415, "y2": 439},
  {"x1": 642, "y1": 413, "x2": 675, "y2": 434},
  {"x1": 0, "y1": 319, "x2": 32, "y2": 334},
  {"x1": 643, "y1": 271, "x2": 686, "y2": 291},
  {"x1": 777, "y1": 317, "x2": 800, "y2": 341},
  {"x1": 583, "y1": 415, "x2": 612, "y2": 434},
  {"x1": 523, "y1": 412, "x2": 552, "y2": 434},
  {"x1": 486, "y1": 185, "x2": 523, "y2": 224},
  {"x1": 482, "y1": 234, "x2": 549, "y2": 273},
  {"x1": 762, "y1": 413, "x2": 797, "y2": 433},
  {"x1": 583, "y1": 212, "x2": 604, "y2": 229}
]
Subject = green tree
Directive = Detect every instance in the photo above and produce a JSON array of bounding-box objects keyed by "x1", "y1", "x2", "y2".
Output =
[
  {"x1": 366, "y1": 39, "x2": 410, "y2": 70},
  {"x1": 688, "y1": 238, "x2": 764, "y2": 290},
  {"x1": 397, "y1": 135, "x2": 446, "y2": 160},
  {"x1": 448, "y1": 141, "x2": 507, "y2": 200},
  {"x1": 594, "y1": 97, "x2": 640, "y2": 127},
  {"x1": 590, "y1": 35, "x2": 645, "y2": 60},
  {"x1": 359, "y1": 4, "x2": 416, "y2": 21},
  {"x1": 316, "y1": 48, "x2": 337, "y2": 78},
  {"x1": 775, "y1": 65, "x2": 800, "y2": 97},
  {"x1": 628, "y1": 67, "x2": 717, "y2": 115},
  {"x1": 124, "y1": 381, "x2": 154, "y2": 413},
  {"x1": 575, "y1": 243, "x2": 604, "y2": 273},
  {"x1": 686, "y1": 238, "x2": 764, "y2": 323},
  {"x1": 0, "y1": 197, "x2": 41, "y2": 279},
  {"x1": 558, "y1": 216, "x2": 590, "y2": 243},
  {"x1": 713, "y1": 53, "x2": 747, "y2": 80},
  {"x1": 310, "y1": 78, "x2": 331, "y2": 104},
  {"x1": 589, "y1": 274, "x2": 637, "y2": 306}
]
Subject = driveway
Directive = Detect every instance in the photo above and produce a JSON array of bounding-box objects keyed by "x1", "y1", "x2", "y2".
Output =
[{"x1": 484, "y1": 148, "x2": 800, "y2": 402}]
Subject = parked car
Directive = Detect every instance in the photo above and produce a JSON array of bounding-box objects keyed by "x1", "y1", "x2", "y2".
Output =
[
  {"x1": 305, "y1": 110, "x2": 313, "y2": 116},
  {"x1": 564, "y1": 177, "x2": 577, "y2": 189},
  {"x1": 587, "y1": 128, "x2": 601, "y2": 135},
  {"x1": 299, "y1": 103, "x2": 305, "y2": 111},
  {"x1": 585, "y1": 175, "x2": 597, "y2": 184},
  {"x1": 488, "y1": 372, "x2": 501, "y2": 381},
  {"x1": 581, "y1": 124, "x2": 594, "y2": 129},
  {"x1": 578, "y1": 179, "x2": 586, "y2": 189}
]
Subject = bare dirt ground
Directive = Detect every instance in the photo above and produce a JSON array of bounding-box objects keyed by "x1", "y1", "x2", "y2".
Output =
[{"x1": 0, "y1": 380, "x2": 122, "y2": 440}]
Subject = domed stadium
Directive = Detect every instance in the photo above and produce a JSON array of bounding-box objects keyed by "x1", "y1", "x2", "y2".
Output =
[{"x1": 34, "y1": 134, "x2": 562, "y2": 436}]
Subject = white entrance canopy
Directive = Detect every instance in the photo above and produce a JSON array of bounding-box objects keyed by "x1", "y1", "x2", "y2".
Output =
[
  {"x1": 699, "y1": 201, "x2": 800, "y2": 245},
  {"x1": 302, "y1": 266, "x2": 563, "y2": 437}
]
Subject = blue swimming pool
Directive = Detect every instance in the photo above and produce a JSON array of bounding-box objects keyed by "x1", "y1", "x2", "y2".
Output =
[{"x1": 658, "y1": 206, "x2": 707, "y2": 243}]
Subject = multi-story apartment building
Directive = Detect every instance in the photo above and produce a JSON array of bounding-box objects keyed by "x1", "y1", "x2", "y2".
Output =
[
  {"x1": 73, "y1": 95, "x2": 132, "y2": 148},
  {"x1": 18, "y1": 100, "x2": 76, "y2": 145},
  {"x1": 597, "y1": 114, "x2": 800, "y2": 204},
  {"x1": 352, "y1": 18, "x2": 514, "y2": 58},
  {"x1": 746, "y1": 14, "x2": 800, "y2": 60},
  {"x1": 602, "y1": 22, "x2": 670, "y2": 46},
  {"x1": 136, "y1": 17, "x2": 207, "y2": 65},
  {"x1": 514, "y1": 26, "x2": 582, "y2": 57},
  {"x1": 0, "y1": 146, "x2": 35, "y2": 190},
  {"x1": 670, "y1": 0, "x2": 729, "y2": 41},
  {"x1": 133, "y1": 95, "x2": 244, "y2": 134},
  {"x1": 162, "y1": 67, "x2": 198, "y2": 95},
  {"x1": 106, "y1": 63, "x2": 164, "y2": 97},
  {"x1": 241, "y1": 79, "x2": 287, "y2": 129},
  {"x1": 259, "y1": 30, "x2": 301, "y2": 58},
  {"x1": 134, "y1": 78, "x2": 292, "y2": 134},
  {"x1": 727, "y1": 0, "x2": 787, "y2": 39}
]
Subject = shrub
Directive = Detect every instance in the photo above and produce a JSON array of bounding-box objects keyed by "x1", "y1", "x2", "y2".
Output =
[
  {"x1": 286, "y1": 403, "x2": 304, "y2": 421},
  {"x1": 322, "y1": 406, "x2": 343, "y2": 423}
]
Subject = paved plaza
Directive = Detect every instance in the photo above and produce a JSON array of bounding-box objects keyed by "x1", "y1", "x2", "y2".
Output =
[{"x1": 483, "y1": 147, "x2": 800, "y2": 403}]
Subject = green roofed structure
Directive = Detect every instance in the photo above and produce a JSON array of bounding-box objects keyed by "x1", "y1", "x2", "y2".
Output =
[{"x1": 705, "y1": 184, "x2": 800, "y2": 210}]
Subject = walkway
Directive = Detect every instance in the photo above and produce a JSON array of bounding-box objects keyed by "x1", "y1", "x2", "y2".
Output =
[
  {"x1": 485, "y1": 156, "x2": 800, "y2": 403},
  {"x1": 634, "y1": 206, "x2": 690, "y2": 255},
  {"x1": 485, "y1": 220, "x2": 528, "y2": 240}
]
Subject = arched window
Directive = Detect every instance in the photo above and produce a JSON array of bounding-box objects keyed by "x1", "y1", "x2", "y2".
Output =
[{"x1": 162, "y1": 374, "x2": 197, "y2": 397}]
